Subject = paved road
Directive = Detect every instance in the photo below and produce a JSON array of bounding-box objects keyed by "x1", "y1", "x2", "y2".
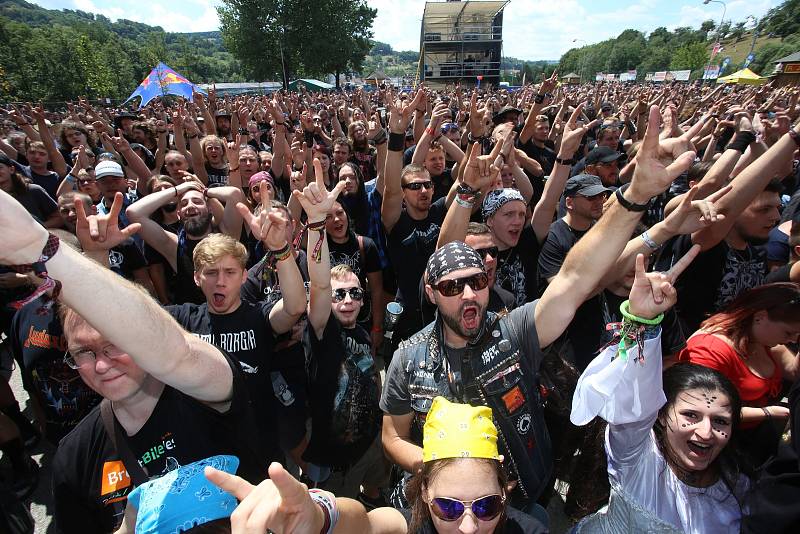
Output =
[{"x1": 8, "y1": 361, "x2": 56, "y2": 533}]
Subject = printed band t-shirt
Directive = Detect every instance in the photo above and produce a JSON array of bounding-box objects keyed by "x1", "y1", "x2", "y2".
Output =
[
  {"x1": 10, "y1": 298, "x2": 101, "y2": 442},
  {"x1": 166, "y1": 301, "x2": 280, "y2": 462},
  {"x1": 52, "y1": 354, "x2": 262, "y2": 533}
]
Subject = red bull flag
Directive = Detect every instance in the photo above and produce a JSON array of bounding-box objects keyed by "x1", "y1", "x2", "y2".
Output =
[{"x1": 123, "y1": 62, "x2": 205, "y2": 109}]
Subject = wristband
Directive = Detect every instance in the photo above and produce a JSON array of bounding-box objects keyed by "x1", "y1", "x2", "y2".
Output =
[
  {"x1": 309, "y1": 489, "x2": 339, "y2": 534},
  {"x1": 640, "y1": 230, "x2": 660, "y2": 251},
  {"x1": 467, "y1": 132, "x2": 486, "y2": 144},
  {"x1": 229, "y1": 166, "x2": 239, "y2": 172},
  {"x1": 388, "y1": 132, "x2": 405, "y2": 152},
  {"x1": 7, "y1": 233, "x2": 62, "y2": 314},
  {"x1": 372, "y1": 325, "x2": 383, "y2": 333},
  {"x1": 173, "y1": 186, "x2": 179, "y2": 197},
  {"x1": 726, "y1": 131, "x2": 756, "y2": 153},
  {"x1": 455, "y1": 196, "x2": 475, "y2": 209},
  {"x1": 555, "y1": 156, "x2": 575, "y2": 166},
  {"x1": 66, "y1": 174, "x2": 76, "y2": 184},
  {"x1": 425, "y1": 127, "x2": 436, "y2": 137},
  {"x1": 762, "y1": 407, "x2": 772, "y2": 420},
  {"x1": 619, "y1": 299, "x2": 664, "y2": 325},
  {"x1": 615, "y1": 183, "x2": 650, "y2": 212},
  {"x1": 306, "y1": 220, "x2": 327, "y2": 263}
]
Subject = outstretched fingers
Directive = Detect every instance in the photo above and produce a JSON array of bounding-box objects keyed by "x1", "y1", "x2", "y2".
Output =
[{"x1": 666, "y1": 244, "x2": 701, "y2": 282}]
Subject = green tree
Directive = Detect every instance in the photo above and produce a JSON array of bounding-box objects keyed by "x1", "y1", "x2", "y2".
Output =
[
  {"x1": 670, "y1": 42, "x2": 709, "y2": 72},
  {"x1": 700, "y1": 19, "x2": 716, "y2": 38},
  {"x1": 730, "y1": 22, "x2": 746, "y2": 42}
]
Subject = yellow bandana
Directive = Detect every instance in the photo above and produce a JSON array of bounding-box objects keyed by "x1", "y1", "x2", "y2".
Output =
[{"x1": 422, "y1": 396, "x2": 500, "y2": 463}]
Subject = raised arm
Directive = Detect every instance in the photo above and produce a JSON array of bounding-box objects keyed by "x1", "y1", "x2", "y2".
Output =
[
  {"x1": 204, "y1": 185, "x2": 245, "y2": 238},
  {"x1": 31, "y1": 107, "x2": 68, "y2": 178},
  {"x1": 295, "y1": 158, "x2": 347, "y2": 338},
  {"x1": 519, "y1": 71, "x2": 557, "y2": 145},
  {"x1": 0, "y1": 190, "x2": 233, "y2": 404},
  {"x1": 535, "y1": 105, "x2": 695, "y2": 348}
]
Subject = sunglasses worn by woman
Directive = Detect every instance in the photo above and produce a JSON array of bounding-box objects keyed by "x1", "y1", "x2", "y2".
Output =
[{"x1": 202, "y1": 397, "x2": 547, "y2": 533}]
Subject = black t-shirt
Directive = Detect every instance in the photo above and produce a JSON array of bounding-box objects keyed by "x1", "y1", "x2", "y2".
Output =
[
  {"x1": 108, "y1": 240, "x2": 148, "y2": 281},
  {"x1": 52, "y1": 355, "x2": 264, "y2": 533},
  {"x1": 303, "y1": 316, "x2": 381, "y2": 468},
  {"x1": 15, "y1": 183, "x2": 57, "y2": 224},
  {"x1": 537, "y1": 218, "x2": 604, "y2": 368},
  {"x1": 386, "y1": 197, "x2": 447, "y2": 334},
  {"x1": 205, "y1": 162, "x2": 229, "y2": 188},
  {"x1": 10, "y1": 299, "x2": 101, "y2": 442},
  {"x1": 655, "y1": 235, "x2": 768, "y2": 334},
  {"x1": 24, "y1": 166, "x2": 61, "y2": 199},
  {"x1": 166, "y1": 301, "x2": 281, "y2": 463},
  {"x1": 431, "y1": 168, "x2": 454, "y2": 202},
  {"x1": 496, "y1": 225, "x2": 542, "y2": 308},
  {"x1": 397, "y1": 506, "x2": 547, "y2": 534},
  {"x1": 517, "y1": 138, "x2": 556, "y2": 176},
  {"x1": 174, "y1": 234, "x2": 207, "y2": 305}
]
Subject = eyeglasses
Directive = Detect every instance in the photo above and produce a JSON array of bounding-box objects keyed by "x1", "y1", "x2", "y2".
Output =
[
  {"x1": 332, "y1": 287, "x2": 364, "y2": 302},
  {"x1": 402, "y1": 180, "x2": 433, "y2": 191},
  {"x1": 251, "y1": 184, "x2": 271, "y2": 193},
  {"x1": 64, "y1": 343, "x2": 126, "y2": 370},
  {"x1": 474, "y1": 246, "x2": 499, "y2": 260},
  {"x1": 429, "y1": 494, "x2": 505, "y2": 522},
  {"x1": 435, "y1": 272, "x2": 489, "y2": 297}
]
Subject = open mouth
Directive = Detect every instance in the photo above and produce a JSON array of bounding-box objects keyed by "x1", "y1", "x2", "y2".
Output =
[
  {"x1": 462, "y1": 305, "x2": 479, "y2": 330},
  {"x1": 687, "y1": 441, "x2": 712, "y2": 458},
  {"x1": 212, "y1": 292, "x2": 226, "y2": 307}
]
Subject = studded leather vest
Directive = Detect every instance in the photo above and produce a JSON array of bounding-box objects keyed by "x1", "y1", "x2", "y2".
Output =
[{"x1": 397, "y1": 308, "x2": 553, "y2": 502}]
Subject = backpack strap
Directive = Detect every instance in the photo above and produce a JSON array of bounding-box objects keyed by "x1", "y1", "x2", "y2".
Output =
[{"x1": 99, "y1": 399, "x2": 149, "y2": 486}]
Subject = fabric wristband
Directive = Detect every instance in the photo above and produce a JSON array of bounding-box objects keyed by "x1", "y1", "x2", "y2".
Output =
[
  {"x1": 309, "y1": 489, "x2": 339, "y2": 534},
  {"x1": 640, "y1": 230, "x2": 660, "y2": 251},
  {"x1": 726, "y1": 131, "x2": 757, "y2": 153},
  {"x1": 388, "y1": 132, "x2": 405, "y2": 151},
  {"x1": 615, "y1": 183, "x2": 650, "y2": 212}
]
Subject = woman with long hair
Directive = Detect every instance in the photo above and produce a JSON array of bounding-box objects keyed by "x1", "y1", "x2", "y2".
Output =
[
  {"x1": 203, "y1": 397, "x2": 547, "y2": 533},
  {"x1": 58, "y1": 121, "x2": 97, "y2": 162},
  {"x1": 569, "y1": 251, "x2": 749, "y2": 533},
  {"x1": 312, "y1": 143, "x2": 336, "y2": 190},
  {"x1": 337, "y1": 161, "x2": 370, "y2": 236},
  {"x1": 678, "y1": 282, "x2": 800, "y2": 464}
]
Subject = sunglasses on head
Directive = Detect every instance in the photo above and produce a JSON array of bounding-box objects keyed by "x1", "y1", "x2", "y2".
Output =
[
  {"x1": 403, "y1": 180, "x2": 433, "y2": 191},
  {"x1": 429, "y1": 494, "x2": 505, "y2": 522},
  {"x1": 474, "y1": 246, "x2": 499, "y2": 259},
  {"x1": 435, "y1": 272, "x2": 489, "y2": 297},
  {"x1": 332, "y1": 287, "x2": 364, "y2": 302}
]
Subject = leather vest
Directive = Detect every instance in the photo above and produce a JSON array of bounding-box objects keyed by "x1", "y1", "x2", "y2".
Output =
[{"x1": 397, "y1": 310, "x2": 553, "y2": 502}]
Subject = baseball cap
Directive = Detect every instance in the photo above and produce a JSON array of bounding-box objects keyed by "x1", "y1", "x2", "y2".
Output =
[
  {"x1": 94, "y1": 160, "x2": 124, "y2": 180},
  {"x1": 215, "y1": 110, "x2": 232, "y2": 118},
  {"x1": 564, "y1": 174, "x2": 612, "y2": 198},
  {"x1": 585, "y1": 146, "x2": 625, "y2": 166},
  {"x1": 600, "y1": 102, "x2": 613, "y2": 112}
]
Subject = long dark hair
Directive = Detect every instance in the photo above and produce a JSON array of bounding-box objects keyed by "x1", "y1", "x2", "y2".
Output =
[
  {"x1": 654, "y1": 362, "x2": 749, "y2": 505},
  {"x1": 700, "y1": 282, "x2": 800, "y2": 356},
  {"x1": 337, "y1": 161, "x2": 369, "y2": 236},
  {"x1": 406, "y1": 457, "x2": 508, "y2": 534}
]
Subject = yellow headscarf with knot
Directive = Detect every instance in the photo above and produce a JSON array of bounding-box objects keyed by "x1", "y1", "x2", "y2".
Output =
[{"x1": 422, "y1": 396, "x2": 501, "y2": 463}]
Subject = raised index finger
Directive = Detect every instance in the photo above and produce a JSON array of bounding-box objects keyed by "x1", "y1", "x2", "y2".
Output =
[
  {"x1": 204, "y1": 466, "x2": 254, "y2": 501},
  {"x1": 666, "y1": 244, "x2": 701, "y2": 282},
  {"x1": 642, "y1": 105, "x2": 662, "y2": 155},
  {"x1": 312, "y1": 158, "x2": 324, "y2": 189},
  {"x1": 108, "y1": 192, "x2": 125, "y2": 222}
]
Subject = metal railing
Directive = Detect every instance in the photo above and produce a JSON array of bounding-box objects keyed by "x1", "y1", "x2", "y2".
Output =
[{"x1": 422, "y1": 24, "x2": 503, "y2": 43}]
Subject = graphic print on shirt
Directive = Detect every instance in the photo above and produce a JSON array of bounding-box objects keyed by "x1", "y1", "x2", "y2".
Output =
[
  {"x1": 100, "y1": 460, "x2": 131, "y2": 506},
  {"x1": 496, "y1": 253, "x2": 526, "y2": 307},
  {"x1": 192, "y1": 330, "x2": 258, "y2": 354},
  {"x1": 138, "y1": 432, "x2": 179, "y2": 473},
  {"x1": 714, "y1": 248, "x2": 766, "y2": 311},
  {"x1": 331, "y1": 332, "x2": 380, "y2": 446}
]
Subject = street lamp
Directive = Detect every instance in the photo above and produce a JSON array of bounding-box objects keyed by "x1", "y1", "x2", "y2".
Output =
[
  {"x1": 573, "y1": 38, "x2": 587, "y2": 83},
  {"x1": 702, "y1": 0, "x2": 727, "y2": 81}
]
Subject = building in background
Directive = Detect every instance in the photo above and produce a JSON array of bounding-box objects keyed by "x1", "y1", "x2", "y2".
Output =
[
  {"x1": 419, "y1": 0, "x2": 508, "y2": 88},
  {"x1": 772, "y1": 52, "x2": 800, "y2": 87}
]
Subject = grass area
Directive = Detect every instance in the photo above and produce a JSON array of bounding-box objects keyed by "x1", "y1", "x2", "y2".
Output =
[{"x1": 709, "y1": 33, "x2": 782, "y2": 68}]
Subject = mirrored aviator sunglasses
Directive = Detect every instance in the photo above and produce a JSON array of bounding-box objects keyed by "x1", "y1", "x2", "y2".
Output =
[
  {"x1": 332, "y1": 287, "x2": 364, "y2": 302},
  {"x1": 430, "y1": 494, "x2": 505, "y2": 522},
  {"x1": 435, "y1": 272, "x2": 489, "y2": 297}
]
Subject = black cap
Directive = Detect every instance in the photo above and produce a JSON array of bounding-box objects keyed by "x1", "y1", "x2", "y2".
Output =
[
  {"x1": 492, "y1": 105, "x2": 522, "y2": 125},
  {"x1": 564, "y1": 174, "x2": 612, "y2": 197},
  {"x1": 215, "y1": 110, "x2": 232, "y2": 118},
  {"x1": 585, "y1": 146, "x2": 625, "y2": 166},
  {"x1": 600, "y1": 102, "x2": 613, "y2": 112}
]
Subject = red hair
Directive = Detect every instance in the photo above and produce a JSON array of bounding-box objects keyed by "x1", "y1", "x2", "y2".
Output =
[{"x1": 700, "y1": 282, "x2": 800, "y2": 356}]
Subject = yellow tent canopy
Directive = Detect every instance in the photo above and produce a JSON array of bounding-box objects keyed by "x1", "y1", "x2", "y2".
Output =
[{"x1": 716, "y1": 68, "x2": 766, "y2": 85}]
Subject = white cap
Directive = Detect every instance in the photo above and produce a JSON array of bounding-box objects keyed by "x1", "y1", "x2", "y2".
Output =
[{"x1": 95, "y1": 160, "x2": 124, "y2": 179}]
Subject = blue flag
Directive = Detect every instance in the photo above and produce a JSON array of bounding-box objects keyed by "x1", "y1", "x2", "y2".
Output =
[{"x1": 123, "y1": 62, "x2": 206, "y2": 109}]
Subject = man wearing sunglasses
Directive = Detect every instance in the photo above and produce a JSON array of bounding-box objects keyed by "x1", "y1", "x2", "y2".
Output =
[
  {"x1": 299, "y1": 168, "x2": 386, "y2": 506},
  {"x1": 382, "y1": 105, "x2": 696, "y2": 513}
]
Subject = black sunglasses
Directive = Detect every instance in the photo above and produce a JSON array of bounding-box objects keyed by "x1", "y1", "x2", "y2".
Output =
[
  {"x1": 332, "y1": 287, "x2": 364, "y2": 302},
  {"x1": 435, "y1": 272, "x2": 489, "y2": 297},
  {"x1": 429, "y1": 494, "x2": 505, "y2": 522},
  {"x1": 402, "y1": 180, "x2": 433, "y2": 191},
  {"x1": 474, "y1": 246, "x2": 499, "y2": 259}
]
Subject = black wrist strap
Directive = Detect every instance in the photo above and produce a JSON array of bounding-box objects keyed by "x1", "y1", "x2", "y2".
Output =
[
  {"x1": 727, "y1": 131, "x2": 756, "y2": 153},
  {"x1": 615, "y1": 183, "x2": 650, "y2": 212},
  {"x1": 388, "y1": 132, "x2": 405, "y2": 151},
  {"x1": 555, "y1": 156, "x2": 575, "y2": 166}
]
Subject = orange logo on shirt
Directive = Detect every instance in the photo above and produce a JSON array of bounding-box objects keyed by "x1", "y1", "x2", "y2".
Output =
[
  {"x1": 101, "y1": 460, "x2": 131, "y2": 497},
  {"x1": 502, "y1": 386, "x2": 526, "y2": 414}
]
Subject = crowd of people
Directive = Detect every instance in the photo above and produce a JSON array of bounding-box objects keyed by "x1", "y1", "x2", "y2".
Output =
[{"x1": 0, "y1": 73, "x2": 799, "y2": 533}]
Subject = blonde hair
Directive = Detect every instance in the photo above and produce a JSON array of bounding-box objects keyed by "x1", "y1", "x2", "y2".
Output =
[
  {"x1": 200, "y1": 135, "x2": 227, "y2": 164},
  {"x1": 192, "y1": 233, "x2": 248, "y2": 272},
  {"x1": 331, "y1": 264, "x2": 358, "y2": 284}
]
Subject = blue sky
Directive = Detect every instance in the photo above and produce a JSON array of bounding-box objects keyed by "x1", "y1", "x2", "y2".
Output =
[{"x1": 31, "y1": 0, "x2": 780, "y2": 60}]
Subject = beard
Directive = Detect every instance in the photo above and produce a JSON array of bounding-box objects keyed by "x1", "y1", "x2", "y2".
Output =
[
  {"x1": 184, "y1": 212, "x2": 213, "y2": 237},
  {"x1": 439, "y1": 300, "x2": 486, "y2": 340}
]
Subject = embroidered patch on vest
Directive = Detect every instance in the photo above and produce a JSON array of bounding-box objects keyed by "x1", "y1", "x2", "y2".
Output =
[{"x1": 502, "y1": 385, "x2": 525, "y2": 414}]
